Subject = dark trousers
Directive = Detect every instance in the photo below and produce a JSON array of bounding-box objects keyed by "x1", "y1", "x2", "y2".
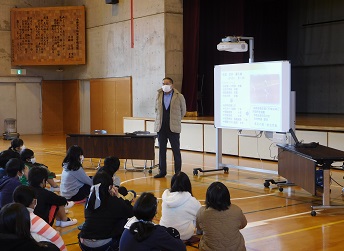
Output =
[
  {"x1": 78, "y1": 236, "x2": 119, "y2": 251},
  {"x1": 69, "y1": 184, "x2": 91, "y2": 201},
  {"x1": 157, "y1": 130, "x2": 181, "y2": 174}
]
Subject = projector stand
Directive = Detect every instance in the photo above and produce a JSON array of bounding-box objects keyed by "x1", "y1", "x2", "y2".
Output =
[
  {"x1": 193, "y1": 166, "x2": 228, "y2": 175},
  {"x1": 263, "y1": 179, "x2": 295, "y2": 192}
]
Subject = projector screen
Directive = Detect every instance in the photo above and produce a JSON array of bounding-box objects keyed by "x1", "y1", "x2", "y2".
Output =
[{"x1": 214, "y1": 61, "x2": 291, "y2": 132}]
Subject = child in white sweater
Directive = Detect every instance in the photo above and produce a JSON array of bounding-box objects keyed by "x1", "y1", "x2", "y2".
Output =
[{"x1": 159, "y1": 172, "x2": 201, "y2": 240}]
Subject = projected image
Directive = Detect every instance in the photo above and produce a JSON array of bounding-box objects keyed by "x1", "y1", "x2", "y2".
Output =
[
  {"x1": 214, "y1": 61, "x2": 291, "y2": 132},
  {"x1": 250, "y1": 74, "x2": 280, "y2": 104}
]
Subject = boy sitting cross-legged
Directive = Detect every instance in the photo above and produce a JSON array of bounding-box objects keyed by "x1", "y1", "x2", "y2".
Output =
[{"x1": 28, "y1": 166, "x2": 77, "y2": 228}]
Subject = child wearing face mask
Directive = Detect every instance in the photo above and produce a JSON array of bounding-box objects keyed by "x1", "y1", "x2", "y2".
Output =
[
  {"x1": 0, "y1": 158, "x2": 25, "y2": 208},
  {"x1": 60, "y1": 145, "x2": 92, "y2": 202},
  {"x1": 19, "y1": 149, "x2": 59, "y2": 191}
]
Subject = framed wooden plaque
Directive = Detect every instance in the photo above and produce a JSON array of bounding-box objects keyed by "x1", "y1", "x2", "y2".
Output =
[{"x1": 11, "y1": 6, "x2": 86, "y2": 66}]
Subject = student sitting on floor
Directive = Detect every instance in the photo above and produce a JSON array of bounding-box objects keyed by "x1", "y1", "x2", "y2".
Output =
[
  {"x1": 119, "y1": 192, "x2": 186, "y2": 251},
  {"x1": 13, "y1": 185, "x2": 67, "y2": 251},
  {"x1": 20, "y1": 148, "x2": 59, "y2": 191},
  {"x1": 7, "y1": 138, "x2": 24, "y2": 159},
  {"x1": 160, "y1": 171, "x2": 202, "y2": 241},
  {"x1": 196, "y1": 182, "x2": 247, "y2": 251},
  {"x1": 0, "y1": 150, "x2": 21, "y2": 179},
  {"x1": 60, "y1": 145, "x2": 92, "y2": 202},
  {"x1": 0, "y1": 202, "x2": 59, "y2": 251},
  {"x1": 0, "y1": 158, "x2": 26, "y2": 209},
  {"x1": 97, "y1": 156, "x2": 136, "y2": 202},
  {"x1": 78, "y1": 171, "x2": 134, "y2": 251},
  {"x1": 28, "y1": 166, "x2": 76, "y2": 228}
]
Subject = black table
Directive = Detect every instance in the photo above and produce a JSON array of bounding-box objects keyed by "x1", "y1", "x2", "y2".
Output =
[
  {"x1": 277, "y1": 144, "x2": 344, "y2": 216},
  {"x1": 66, "y1": 133, "x2": 157, "y2": 172}
]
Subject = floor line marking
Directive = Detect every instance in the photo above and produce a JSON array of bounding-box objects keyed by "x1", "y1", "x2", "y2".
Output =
[
  {"x1": 232, "y1": 194, "x2": 275, "y2": 200},
  {"x1": 245, "y1": 211, "x2": 313, "y2": 229},
  {"x1": 246, "y1": 219, "x2": 344, "y2": 244},
  {"x1": 121, "y1": 176, "x2": 153, "y2": 184},
  {"x1": 196, "y1": 193, "x2": 275, "y2": 203}
]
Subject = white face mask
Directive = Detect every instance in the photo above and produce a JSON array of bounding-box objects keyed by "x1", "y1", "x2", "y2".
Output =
[
  {"x1": 80, "y1": 155, "x2": 85, "y2": 164},
  {"x1": 32, "y1": 199, "x2": 37, "y2": 209},
  {"x1": 21, "y1": 145, "x2": 26, "y2": 151},
  {"x1": 161, "y1": 85, "x2": 172, "y2": 93},
  {"x1": 30, "y1": 157, "x2": 36, "y2": 164}
]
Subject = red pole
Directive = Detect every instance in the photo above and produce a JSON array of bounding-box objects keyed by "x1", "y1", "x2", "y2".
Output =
[{"x1": 131, "y1": 0, "x2": 134, "y2": 48}]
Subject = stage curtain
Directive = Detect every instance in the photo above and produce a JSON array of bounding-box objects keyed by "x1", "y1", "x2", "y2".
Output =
[
  {"x1": 182, "y1": 0, "x2": 200, "y2": 114},
  {"x1": 197, "y1": 0, "x2": 245, "y2": 116}
]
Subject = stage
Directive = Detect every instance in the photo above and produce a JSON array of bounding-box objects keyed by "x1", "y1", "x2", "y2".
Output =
[
  {"x1": 172, "y1": 113, "x2": 344, "y2": 132},
  {"x1": 124, "y1": 113, "x2": 344, "y2": 161}
]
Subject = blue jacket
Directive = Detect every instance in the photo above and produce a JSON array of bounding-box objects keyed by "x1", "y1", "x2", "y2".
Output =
[
  {"x1": 0, "y1": 176, "x2": 21, "y2": 208},
  {"x1": 119, "y1": 225, "x2": 186, "y2": 251}
]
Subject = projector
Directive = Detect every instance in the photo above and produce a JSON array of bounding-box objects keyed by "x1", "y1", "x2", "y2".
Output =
[{"x1": 217, "y1": 41, "x2": 248, "y2": 52}]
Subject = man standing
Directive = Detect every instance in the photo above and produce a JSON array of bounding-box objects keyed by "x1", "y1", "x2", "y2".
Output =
[{"x1": 154, "y1": 77, "x2": 186, "y2": 178}]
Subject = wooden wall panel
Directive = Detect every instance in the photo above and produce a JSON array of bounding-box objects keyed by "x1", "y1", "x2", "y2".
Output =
[
  {"x1": 11, "y1": 6, "x2": 86, "y2": 66},
  {"x1": 116, "y1": 78, "x2": 132, "y2": 133},
  {"x1": 102, "y1": 80, "x2": 117, "y2": 133},
  {"x1": 42, "y1": 81, "x2": 63, "y2": 134},
  {"x1": 90, "y1": 77, "x2": 132, "y2": 134},
  {"x1": 63, "y1": 80, "x2": 80, "y2": 134},
  {"x1": 42, "y1": 80, "x2": 80, "y2": 134}
]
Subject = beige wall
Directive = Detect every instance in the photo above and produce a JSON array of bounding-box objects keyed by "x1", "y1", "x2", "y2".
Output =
[
  {"x1": 0, "y1": 77, "x2": 42, "y2": 135},
  {"x1": 0, "y1": 0, "x2": 183, "y2": 134}
]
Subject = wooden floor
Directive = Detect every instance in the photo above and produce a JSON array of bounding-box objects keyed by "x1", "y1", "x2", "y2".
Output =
[{"x1": 2, "y1": 134, "x2": 344, "y2": 251}]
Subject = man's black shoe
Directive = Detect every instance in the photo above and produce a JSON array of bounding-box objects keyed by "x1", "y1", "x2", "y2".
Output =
[{"x1": 154, "y1": 173, "x2": 166, "y2": 178}]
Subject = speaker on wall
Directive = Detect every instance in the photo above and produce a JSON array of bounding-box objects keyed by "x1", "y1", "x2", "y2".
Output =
[{"x1": 105, "y1": 0, "x2": 119, "y2": 4}]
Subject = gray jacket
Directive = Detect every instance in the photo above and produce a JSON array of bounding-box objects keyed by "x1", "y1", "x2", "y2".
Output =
[{"x1": 154, "y1": 88, "x2": 186, "y2": 133}]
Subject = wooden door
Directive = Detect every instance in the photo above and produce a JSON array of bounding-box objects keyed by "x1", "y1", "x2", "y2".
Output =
[
  {"x1": 42, "y1": 81, "x2": 64, "y2": 134},
  {"x1": 90, "y1": 77, "x2": 132, "y2": 133},
  {"x1": 42, "y1": 80, "x2": 80, "y2": 134}
]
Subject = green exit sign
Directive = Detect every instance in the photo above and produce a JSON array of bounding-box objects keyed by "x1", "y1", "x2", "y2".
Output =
[{"x1": 11, "y1": 69, "x2": 26, "y2": 75}]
